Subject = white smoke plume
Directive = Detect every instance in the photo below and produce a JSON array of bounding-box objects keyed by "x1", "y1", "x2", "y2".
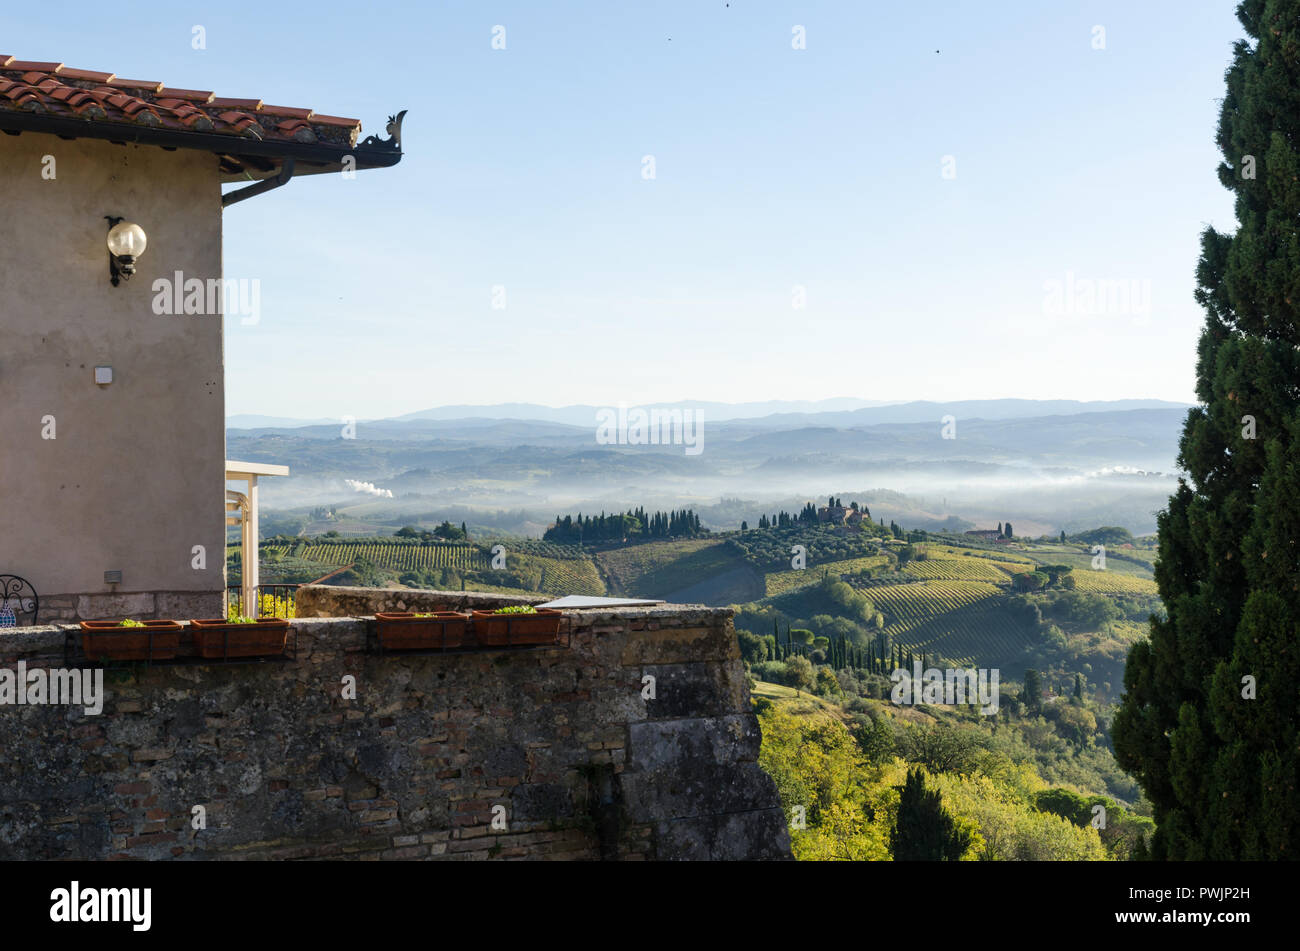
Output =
[{"x1": 345, "y1": 479, "x2": 393, "y2": 498}]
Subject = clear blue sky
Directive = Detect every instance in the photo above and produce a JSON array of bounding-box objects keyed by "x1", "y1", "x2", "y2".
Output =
[{"x1": 11, "y1": 1, "x2": 1243, "y2": 418}]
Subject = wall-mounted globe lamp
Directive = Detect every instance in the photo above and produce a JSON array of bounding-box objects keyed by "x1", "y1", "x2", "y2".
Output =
[{"x1": 105, "y1": 217, "x2": 147, "y2": 287}]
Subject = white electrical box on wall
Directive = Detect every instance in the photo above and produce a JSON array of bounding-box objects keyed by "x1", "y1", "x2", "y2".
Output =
[{"x1": 94, "y1": 366, "x2": 112, "y2": 385}]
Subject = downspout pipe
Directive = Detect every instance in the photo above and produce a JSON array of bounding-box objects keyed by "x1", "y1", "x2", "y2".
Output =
[{"x1": 222, "y1": 158, "x2": 295, "y2": 207}]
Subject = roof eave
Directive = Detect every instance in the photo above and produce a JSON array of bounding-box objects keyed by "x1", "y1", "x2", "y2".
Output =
[{"x1": 0, "y1": 111, "x2": 402, "y2": 176}]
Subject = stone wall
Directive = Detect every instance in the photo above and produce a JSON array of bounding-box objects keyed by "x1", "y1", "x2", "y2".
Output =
[
  {"x1": 33, "y1": 590, "x2": 224, "y2": 624},
  {"x1": 293, "y1": 584, "x2": 546, "y2": 618},
  {"x1": 0, "y1": 588, "x2": 791, "y2": 860}
]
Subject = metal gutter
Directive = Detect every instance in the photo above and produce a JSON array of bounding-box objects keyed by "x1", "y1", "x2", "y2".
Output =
[{"x1": 222, "y1": 158, "x2": 295, "y2": 207}]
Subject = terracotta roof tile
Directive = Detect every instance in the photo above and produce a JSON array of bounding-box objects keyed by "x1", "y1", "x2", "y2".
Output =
[
  {"x1": 106, "y1": 78, "x2": 164, "y2": 92},
  {"x1": 158, "y1": 87, "x2": 214, "y2": 102},
  {"x1": 0, "y1": 58, "x2": 374, "y2": 152},
  {"x1": 259, "y1": 104, "x2": 313, "y2": 119},
  {"x1": 57, "y1": 67, "x2": 114, "y2": 82},
  {"x1": 7, "y1": 60, "x2": 62, "y2": 72},
  {"x1": 216, "y1": 111, "x2": 265, "y2": 137},
  {"x1": 210, "y1": 96, "x2": 262, "y2": 110},
  {"x1": 309, "y1": 113, "x2": 360, "y2": 127}
]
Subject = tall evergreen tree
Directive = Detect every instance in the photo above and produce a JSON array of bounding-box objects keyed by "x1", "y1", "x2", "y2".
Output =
[
  {"x1": 1023, "y1": 668, "x2": 1042, "y2": 710},
  {"x1": 1113, "y1": 1, "x2": 1300, "y2": 861},
  {"x1": 891, "y1": 767, "x2": 972, "y2": 861}
]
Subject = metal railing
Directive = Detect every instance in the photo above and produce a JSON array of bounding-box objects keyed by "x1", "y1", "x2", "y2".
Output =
[{"x1": 225, "y1": 584, "x2": 299, "y2": 619}]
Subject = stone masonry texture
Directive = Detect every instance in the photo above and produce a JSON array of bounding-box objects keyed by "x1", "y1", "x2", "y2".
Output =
[{"x1": 0, "y1": 586, "x2": 791, "y2": 860}]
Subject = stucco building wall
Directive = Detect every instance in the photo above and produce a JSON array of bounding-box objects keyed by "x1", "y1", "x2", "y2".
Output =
[{"x1": 0, "y1": 133, "x2": 226, "y2": 621}]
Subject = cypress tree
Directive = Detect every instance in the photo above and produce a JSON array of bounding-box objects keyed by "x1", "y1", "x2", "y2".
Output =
[
  {"x1": 1023, "y1": 668, "x2": 1042, "y2": 710},
  {"x1": 891, "y1": 767, "x2": 972, "y2": 861},
  {"x1": 1113, "y1": 1, "x2": 1300, "y2": 861}
]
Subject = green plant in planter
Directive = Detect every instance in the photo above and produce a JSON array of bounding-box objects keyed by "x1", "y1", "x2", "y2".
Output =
[
  {"x1": 117, "y1": 619, "x2": 145, "y2": 628},
  {"x1": 228, "y1": 616, "x2": 257, "y2": 624},
  {"x1": 492, "y1": 605, "x2": 537, "y2": 615}
]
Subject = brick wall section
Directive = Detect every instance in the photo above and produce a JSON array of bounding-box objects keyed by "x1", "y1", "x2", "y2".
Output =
[{"x1": 0, "y1": 587, "x2": 791, "y2": 860}]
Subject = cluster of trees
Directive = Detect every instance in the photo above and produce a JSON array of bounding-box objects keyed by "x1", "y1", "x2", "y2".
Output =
[
  {"x1": 896, "y1": 543, "x2": 924, "y2": 565},
  {"x1": 1068, "y1": 526, "x2": 1134, "y2": 548},
  {"x1": 739, "y1": 580, "x2": 1141, "y2": 798},
  {"x1": 726, "y1": 524, "x2": 885, "y2": 570},
  {"x1": 742, "y1": 621, "x2": 950, "y2": 686},
  {"x1": 1008, "y1": 589, "x2": 1157, "y2": 643},
  {"x1": 543, "y1": 507, "x2": 706, "y2": 543},
  {"x1": 395, "y1": 521, "x2": 467, "y2": 541},
  {"x1": 753, "y1": 505, "x2": 813, "y2": 529},
  {"x1": 397, "y1": 560, "x2": 543, "y2": 593},
  {"x1": 1011, "y1": 564, "x2": 1076, "y2": 592},
  {"x1": 740, "y1": 498, "x2": 874, "y2": 532},
  {"x1": 1033, "y1": 788, "x2": 1154, "y2": 860},
  {"x1": 742, "y1": 627, "x2": 916, "y2": 679},
  {"x1": 756, "y1": 703, "x2": 1131, "y2": 861},
  {"x1": 1015, "y1": 668, "x2": 1100, "y2": 749}
]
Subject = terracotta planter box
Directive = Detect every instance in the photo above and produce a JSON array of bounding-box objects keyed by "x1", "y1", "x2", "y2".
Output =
[
  {"x1": 375, "y1": 612, "x2": 468, "y2": 650},
  {"x1": 80, "y1": 620, "x2": 182, "y2": 661},
  {"x1": 471, "y1": 609, "x2": 563, "y2": 646},
  {"x1": 189, "y1": 618, "x2": 290, "y2": 658}
]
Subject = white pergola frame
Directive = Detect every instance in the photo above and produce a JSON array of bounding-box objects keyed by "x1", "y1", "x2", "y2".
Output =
[{"x1": 225, "y1": 460, "x2": 289, "y2": 618}]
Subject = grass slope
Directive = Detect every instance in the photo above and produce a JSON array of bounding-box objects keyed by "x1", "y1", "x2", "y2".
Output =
[{"x1": 597, "y1": 539, "x2": 761, "y2": 604}]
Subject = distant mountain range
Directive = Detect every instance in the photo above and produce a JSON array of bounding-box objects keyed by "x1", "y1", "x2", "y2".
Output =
[
  {"x1": 226, "y1": 398, "x2": 1193, "y2": 537},
  {"x1": 228, "y1": 398, "x2": 1190, "y2": 431}
]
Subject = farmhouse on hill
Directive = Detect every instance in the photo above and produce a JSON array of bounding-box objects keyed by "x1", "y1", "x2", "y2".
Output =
[
  {"x1": 816, "y1": 500, "x2": 869, "y2": 527},
  {"x1": 0, "y1": 56, "x2": 404, "y2": 622}
]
